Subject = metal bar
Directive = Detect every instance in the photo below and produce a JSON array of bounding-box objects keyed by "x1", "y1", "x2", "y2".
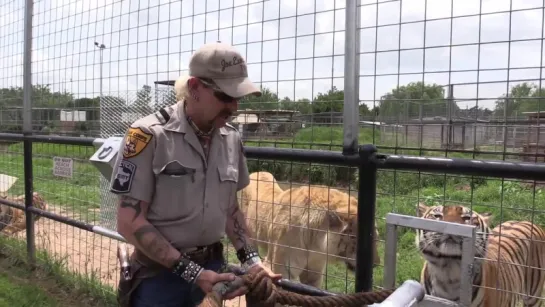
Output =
[
  {"x1": 460, "y1": 235, "x2": 476, "y2": 307},
  {"x1": 244, "y1": 147, "x2": 361, "y2": 166},
  {"x1": 26, "y1": 135, "x2": 98, "y2": 146},
  {"x1": 0, "y1": 133, "x2": 24, "y2": 142},
  {"x1": 27, "y1": 207, "x2": 94, "y2": 232},
  {"x1": 386, "y1": 213, "x2": 477, "y2": 238},
  {"x1": 383, "y1": 223, "x2": 398, "y2": 290},
  {"x1": 342, "y1": 0, "x2": 361, "y2": 155},
  {"x1": 0, "y1": 133, "x2": 99, "y2": 146},
  {"x1": 356, "y1": 144, "x2": 378, "y2": 293},
  {"x1": 374, "y1": 154, "x2": 545, "y2": 181},
  {"x1": 368, "y1": 280, "x2": 425, "y2": 307},
  {"x1": 22, "y1": 0, "x2": 35, "y2": 268},
  {"x1": 92, "y1": 225, "x2": 126, "y2": 242},
  {"x1": 225, "y1": 264, "x2": 338, "y2": 297},
  {"x1": 0, "y1": 198, "x2": 26, "y2": 211}
]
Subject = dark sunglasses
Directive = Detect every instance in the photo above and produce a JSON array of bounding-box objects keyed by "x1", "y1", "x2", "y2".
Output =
[{"x1": 198, "y1": 78, "x2": 237, "y2": 103}]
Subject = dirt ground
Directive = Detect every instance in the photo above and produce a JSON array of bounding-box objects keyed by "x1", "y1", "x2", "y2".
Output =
[{"x1": 9, "y1": 210, "x2": 258, "y2": 307}]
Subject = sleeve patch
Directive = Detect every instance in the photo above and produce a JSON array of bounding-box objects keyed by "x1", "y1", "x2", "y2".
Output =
[
  {"x1": 111, "y1": 160, "x2": 136, "y2": 193},
  {"x1": 123, "y1": 127, "x2": 153, "y2": 158}
]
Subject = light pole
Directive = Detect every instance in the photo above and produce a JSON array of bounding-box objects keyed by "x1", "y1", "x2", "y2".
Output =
[{"x1": 94, "y1": 41, "x2": 106, "y2": 99}]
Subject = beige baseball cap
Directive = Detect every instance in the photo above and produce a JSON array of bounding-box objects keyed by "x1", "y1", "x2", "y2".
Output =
[{"x1": 189, "y1": 42, "x2": 262, "y2": 98}]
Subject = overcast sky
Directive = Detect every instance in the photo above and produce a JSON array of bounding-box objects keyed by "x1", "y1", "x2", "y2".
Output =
[{"x1": 1, "y1": 0, "x2": 544, "y2": 111}]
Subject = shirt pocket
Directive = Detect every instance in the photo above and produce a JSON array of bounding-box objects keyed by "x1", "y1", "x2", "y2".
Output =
[
  {"x1": 154, "y1": 160, "x2": 201, "y2": 221},
  {"x1": 217, "y1": 164, "x2": 239, "y2": 214}
]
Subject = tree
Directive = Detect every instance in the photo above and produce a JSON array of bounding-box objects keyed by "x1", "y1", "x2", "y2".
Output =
[
  {"x1": 377, "y1": 82, "x2": 455, "y2": 122},
  {"x1": 132, "y1": 85, "x2": 153, "y2": 115},
  {"x1": 279, "y1": 97, "x2": 311, "y2": 114},
  {"x1": 0, "y1": 84, "x2": 75, "y2": 132},
  {"x1": 495, "y1": 82, "x2": 545, "y2": 117},
  {"x1": 239, "y1": 86, "x2": 280, "y2": 110},
  {"x1": 312, "y1": 86, "x2": 344, "y2": 113}
]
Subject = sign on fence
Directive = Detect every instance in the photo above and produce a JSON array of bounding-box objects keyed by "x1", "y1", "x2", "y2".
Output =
[{"x1": 53, "y1": 157, "x2": 73, "y2": 178}]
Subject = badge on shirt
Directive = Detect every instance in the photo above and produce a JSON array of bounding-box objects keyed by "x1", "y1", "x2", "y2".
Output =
[
  {"x1": 111, "y1": 160, "x2": 136, "y2": 193},
  {"x1": 123, "y1": 127, "x2": 153, "y2": 158}
]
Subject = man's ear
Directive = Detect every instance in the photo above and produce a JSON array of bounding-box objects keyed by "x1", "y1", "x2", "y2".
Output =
[{"x1": 417, "y1": 202, "x2": 429, "y2": 217}]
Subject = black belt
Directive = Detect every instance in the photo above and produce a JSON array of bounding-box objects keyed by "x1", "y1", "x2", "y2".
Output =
[
  {"x1": 133, "y1": 241, "x2": 224, "y2": 268},
  {"x1": 183, "y1": 241, "x2": 224, "y2": 265}
]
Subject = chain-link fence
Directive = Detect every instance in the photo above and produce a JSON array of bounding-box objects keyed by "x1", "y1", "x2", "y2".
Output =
[{"x1": 1, "y1": 0, "x2": 545, "y2": 306}]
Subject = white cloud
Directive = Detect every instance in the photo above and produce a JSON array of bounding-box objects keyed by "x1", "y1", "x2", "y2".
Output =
[{"x1": 0, "y1": 0, "x2": 544, "y2": 112}]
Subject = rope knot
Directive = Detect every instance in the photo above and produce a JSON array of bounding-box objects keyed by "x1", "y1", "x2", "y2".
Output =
[{"x1": 245, "y1": 270, "x2": 279, "y2": 307}]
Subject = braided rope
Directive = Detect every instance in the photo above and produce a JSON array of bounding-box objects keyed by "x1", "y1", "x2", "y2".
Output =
[{"x1": 199, "y1": 270, "x2": 396, "y2": 307}]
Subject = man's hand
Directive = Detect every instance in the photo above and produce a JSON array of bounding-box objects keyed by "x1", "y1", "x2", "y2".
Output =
[
  {"x1": 220, "y1": 263, "x2": 282, "y2": 300},
  {"x1": 247, "y1": 262, "x2": 282, "y2": 282},
  {"x1": 195, "y1": 270, "x2": 247, "y2": 300}
]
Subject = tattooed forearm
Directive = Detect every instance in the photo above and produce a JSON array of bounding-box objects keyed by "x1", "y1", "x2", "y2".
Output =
[
  {"x1": 226, "y1": 204, "x2": 253, "y2": 250},
  {"x1": 132, "y1": 224, "x2": 180, "y2": 268},
  {"x1": 119, "y1": 196, "x2": 142, "y2": 222},
  {"x1": 232, "y1": 206, "x2": 247, "y2": 246}
]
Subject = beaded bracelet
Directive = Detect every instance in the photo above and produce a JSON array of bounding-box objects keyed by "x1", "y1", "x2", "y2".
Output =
[{"x1": 172, "y1": 255, "x2": 203, "y2": 284}]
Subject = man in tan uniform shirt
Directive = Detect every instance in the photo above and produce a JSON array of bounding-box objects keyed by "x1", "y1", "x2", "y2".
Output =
[{"x1": 110, "y1": 42, "x2": 281, "y2": 307}]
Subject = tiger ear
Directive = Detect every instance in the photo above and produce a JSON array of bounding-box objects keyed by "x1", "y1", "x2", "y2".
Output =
[
  {"x1": 480, "y1": 212, "x2": 493, "y2": 225},
  {"x1": 417, "y1": 202, "x2": 429, "y2": 217}
]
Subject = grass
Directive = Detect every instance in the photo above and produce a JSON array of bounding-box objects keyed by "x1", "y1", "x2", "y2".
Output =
[
  {"x1": 0, "y1": 270, "x2": 61, "y2": 307},
  {"x1": 0, "y1": 125, "x2": 543, "y2": 296},
  {"x1": 0, "y1": 142, "x2": 101, "y2": 221},
  {"x1": 0, "y1": 235, "x2": 116, "y2": 307}
]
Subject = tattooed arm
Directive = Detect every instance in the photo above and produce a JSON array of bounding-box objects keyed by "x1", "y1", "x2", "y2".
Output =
[
  {"x1": 116, "y1": 195, "x2": 181, "y2": 269},
  {"x1": 224, "y1": 198, "x2": 254, "y2": 251}
]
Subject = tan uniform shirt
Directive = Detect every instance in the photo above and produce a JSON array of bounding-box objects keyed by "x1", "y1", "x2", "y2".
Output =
[{"x1": 109, "y1": 101, "x2": 250, "y2": 252}]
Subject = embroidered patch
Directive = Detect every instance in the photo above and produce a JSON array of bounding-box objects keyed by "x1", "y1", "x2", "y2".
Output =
[
  {"x1": 111, "y1": 160, "x2": 136, "y2": 193},
  {"x1": 123, "y1": 127, "x2": 153, "y2": 158}
]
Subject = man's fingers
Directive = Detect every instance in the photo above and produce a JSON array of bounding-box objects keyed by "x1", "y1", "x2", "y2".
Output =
[
  {"x1": 215, "y1": 272, "x2": 236, "y2": 283},
  {"x1": 223, "y1": 286, "x2": 248, "y2": 300}
]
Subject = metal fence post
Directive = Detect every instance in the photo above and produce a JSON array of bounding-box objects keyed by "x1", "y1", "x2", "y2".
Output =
[
  {"x1": 342, "y1": 0, "x2": 361, "y2": 156},
  {"x1": 355, "y1": 144, "x2": 378, "y2": 293},
  {"x1": 22, "y1": 0, "x2": 35, "y2": 267}
]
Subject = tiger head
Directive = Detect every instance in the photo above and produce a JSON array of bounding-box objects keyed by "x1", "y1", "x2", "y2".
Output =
[
  {"x1": 31, "y1": 192, "x2": 48, "y2": 212},
  {"x1": 10, "y1": 192, "x2": 48, "y2": 214},
  {"x1": 416, "y1": 202, "x2": 492, "y2": 262},
  {"x1": 328, "y1": 213, "x2": 381, "y2": 272}
]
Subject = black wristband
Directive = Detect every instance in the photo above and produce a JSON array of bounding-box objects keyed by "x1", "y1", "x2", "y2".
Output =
[
  {"x1": 236, "y1": 245, "x2": 260, "y2": 264},
  {"x1": 172, "y1": 255, "x2": 203, "y2": 283}
]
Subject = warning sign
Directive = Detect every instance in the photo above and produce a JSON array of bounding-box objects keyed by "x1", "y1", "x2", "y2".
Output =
[{"x1": 53, "y1": 157, "x2": 73, "y2": 178}]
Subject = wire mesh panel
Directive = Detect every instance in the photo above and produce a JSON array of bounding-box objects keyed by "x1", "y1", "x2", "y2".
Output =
[
  {"x1": 0, "y1": 0, "x2": 25, "y2": 134},
  {"x1": 363, "y1": 1, "x2": 545, "y2": 305}
]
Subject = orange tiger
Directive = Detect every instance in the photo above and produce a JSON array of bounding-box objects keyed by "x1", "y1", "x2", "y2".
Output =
[
  {"x1": 416, "y1": 202, "x2": 545, "y2": 307},
  {"x1": 0, "y1": 192, "x2": 48, "y2": 235}
]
